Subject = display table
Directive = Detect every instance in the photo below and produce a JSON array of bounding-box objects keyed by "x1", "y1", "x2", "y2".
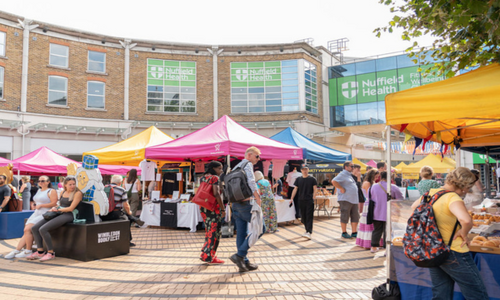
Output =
[
  {"x1": 391, "y1": 245, "x2": 500, "y2": 300},
  {"x1": 140, "y1": 202, "x2": 202, "y2": 232},
  {"x1": 274, "y1": 199, "x2": 296, "y2": 223},
  {"x1": 315, "y1": 196, "x2": 339, "y2": 217}
]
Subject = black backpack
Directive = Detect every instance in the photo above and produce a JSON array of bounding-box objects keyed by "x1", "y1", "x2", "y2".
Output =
[{"x1": 223, "y1": 161, "x2": 253, "y2": 203}]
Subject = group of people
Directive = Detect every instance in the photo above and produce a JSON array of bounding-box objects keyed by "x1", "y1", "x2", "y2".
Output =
[{"x1": 3, "y1": 170, "x2": 145, "y2": 261}]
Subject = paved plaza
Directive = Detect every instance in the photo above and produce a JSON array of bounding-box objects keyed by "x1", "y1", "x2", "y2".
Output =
[{"x1": 0, "y1": 216, "x2": 385, "y2": 300}]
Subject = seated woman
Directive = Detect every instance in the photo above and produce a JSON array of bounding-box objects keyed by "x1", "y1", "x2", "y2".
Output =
[
  {"x1": 255, "y1": 171, "x2": 278, "y2": 233},
  {"x1": 4, "y1": 176, "x2": 57, "y2": 259},
  {"x1": 27, "y1": 177, "x2": 83, "y2": 262}
]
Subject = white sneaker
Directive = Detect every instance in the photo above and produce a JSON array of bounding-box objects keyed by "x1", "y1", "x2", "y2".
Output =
[
  {"x1": 303, "y1": 232, "x2": 312, "y2": 240},
  {"x1": 4, "y1": 250, "x2": 20, "y2": 259},
  {"x1": 15, "y1": 250, "x2": 33, "y2": 258}
]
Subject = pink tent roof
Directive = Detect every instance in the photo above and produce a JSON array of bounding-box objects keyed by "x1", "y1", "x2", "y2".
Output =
[
  {"x1": 0, "y1": 157, "x2": 14, "y2": 167},
  {"x1": 367, "y1": 160, "x2": 378, "y2": 168},
  {"x1": 146, "y1": 115, "x2": 303, "y2": 161},
  {"x1": 13, "y1": 147, "x2": 140, "y2": 176}
]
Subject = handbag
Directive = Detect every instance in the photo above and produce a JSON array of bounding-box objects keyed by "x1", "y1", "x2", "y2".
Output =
[
  {"x1": 372, "y1": 282, "x2": 401, "y2": 300},
  {"x1": 8, "y1": 191, "x2": 23, "y2": 212},
  {"x1": 43, "y1": 210, "x2": 62, "y2": 221},
  {"x1": 192, "y1": 175, "x2": 217, "y2": 211},
  {"x1": 366, "y1": 186, "x2": 375, "y2": 225}
]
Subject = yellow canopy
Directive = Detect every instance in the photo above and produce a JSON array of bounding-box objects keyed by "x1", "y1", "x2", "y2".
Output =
[
  {"x1": 386, "y1": 64, "x2": 500, "y2": 147},
  {"x1": 402, "y1": 154, "x2": 455, "y2": 174},
  {"x1": 353, "y1": 158, "x2": 368, "y2": 174},
  {"x1": 83, "y1": 126, "x2": 175, "y2": 166},
  {"x1": 394, "y1": 162, "x2": 407, "y2": 173},
  {"x1": 443, "y1": 157, "x2": 456, "y2": 168}
]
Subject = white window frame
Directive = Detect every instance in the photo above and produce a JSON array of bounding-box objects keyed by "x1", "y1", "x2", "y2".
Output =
[
  {"x1": 87, "y1": 50, "x2": 106, "y2": 73},
  {"x1": 49, "y1": 44, "x2": 69, "y2": 68},
  {"x1": 0, "y1": 67, "x2": 4, "y2": 99},
  {"x1": 87, "y1": 81, "x2": 105, "y2": 109},
  {"x1": 0, "y1": 32, "x2": 5, "y2": 56},
  {"x1": 48, "y1": 76, "x2": 68, "y2": 106}
]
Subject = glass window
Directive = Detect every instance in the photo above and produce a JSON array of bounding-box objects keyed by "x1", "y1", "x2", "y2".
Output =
[
  {"x1": 87, "y1": 81, "x2": 105, "y2": 109},
  {"x1": 355, "y1": 60, "x2": 376, "y2": 75},
  {"x1": 331, "y1": 64, "x2": 356, "y2": 78},
  {"x1": 88, "y1": 51, "x2": 106, "y2": 73},
  {"x1": 397, "y1": 54, "x2": 417, "y2": 68},
  {"x1": 304, "y1": 61, "x2": 318, "y2": 114},
  {"x1": 376, "y1": 56, "x2": 397, "y2": 71},
  {"x1": 0, "y1": 67, "x2": 3, "y2": 98},
  {"x1": 0, "y1": 32, "x2": 5, "y2": 56},
  {"x1": 48, "y1": 76, "x2": 68, "y2": 106},
  {"x1": 344, "y1": 104, "x2": 358, "y2": 126},
  {"x1": 49, "y1": 44, "x2": 69, "y2": 68},
  {"x1": 147, "y1": 59, "x2": 196, "y2": 113},
  {"x1": 282, "y1": 60, "x2": 297, "y2": 66}
]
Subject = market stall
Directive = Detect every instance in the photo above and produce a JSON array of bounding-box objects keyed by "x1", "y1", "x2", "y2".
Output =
[{"x1": 385, "y1": 63, "x2": 500, "y2": 299}]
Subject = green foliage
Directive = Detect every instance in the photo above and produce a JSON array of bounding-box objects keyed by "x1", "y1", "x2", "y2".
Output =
[{"x1": 374, "y1": 0, "x2": 500, "y2": 77}]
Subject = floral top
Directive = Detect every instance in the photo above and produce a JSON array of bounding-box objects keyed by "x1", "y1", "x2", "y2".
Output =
[
  {"x1": 257, "y1": 179, "x2": 274, "y2": 201},
  {"x1": 418, "y1": 179, "x2": 441, "y2": 196}
]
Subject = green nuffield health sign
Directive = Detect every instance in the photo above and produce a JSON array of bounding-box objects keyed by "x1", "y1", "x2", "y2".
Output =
[
  {"x1": 147, "y1": 59, "x2": 196, "y2": 113},
  {"x1": 231, "y1": 61, "x2": 282, "y2": 87}
]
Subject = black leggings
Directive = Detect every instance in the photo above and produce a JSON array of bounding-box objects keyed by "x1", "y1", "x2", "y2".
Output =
[{"x1": 32, "y1": 213, "x2": 74, "y2": 251}]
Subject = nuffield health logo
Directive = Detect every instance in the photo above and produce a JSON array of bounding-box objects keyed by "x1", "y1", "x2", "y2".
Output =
[
  {"x1": 342, "y1": 81, "x2": 358, "y2": 99},
  {"x1": 235, "y1": 69, "x2": 248, "y2": 81}
]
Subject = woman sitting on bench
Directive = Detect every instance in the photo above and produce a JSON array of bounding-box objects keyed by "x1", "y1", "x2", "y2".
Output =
[
  {"x1": 27, "y1": 177, "x2": 83, "y2": 262},
  {"x1": 4, "y1": 175, "x2": 58, "y2": 259}
]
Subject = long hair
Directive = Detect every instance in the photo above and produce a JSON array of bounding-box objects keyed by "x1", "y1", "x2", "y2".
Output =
[
  {"x1": 39, "y1": 175, "x2": 53, "y2": 189},
  {"x1": 205, "y1": 161, "x2": 222, "y2": 176},
  {"x1": 363, "y1": 169, "x2": 379, "y2": 186},
  {"x1": 126, "y1": 168, "x2": 138, "y2": 184},
  {"x1": 62, "y1": 177, "x2": 81, "y2": 202}
]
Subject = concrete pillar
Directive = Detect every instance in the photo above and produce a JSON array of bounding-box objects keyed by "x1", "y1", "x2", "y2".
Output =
[{"x1": 119, "y1": 39, "x2": 137, "y2": 121}]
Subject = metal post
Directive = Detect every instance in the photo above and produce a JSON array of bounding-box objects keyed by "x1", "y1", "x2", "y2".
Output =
[
  {"x1": 386, "y1": 126, "x2": 392, "y2": 288},
  {"x1": 485, "y1": 150, "x2": 491, "y2": 198}
]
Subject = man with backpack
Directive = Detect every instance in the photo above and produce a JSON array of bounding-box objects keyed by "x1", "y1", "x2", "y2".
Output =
[
  {"x1": 228, "y1": 146, "x2": 262, "y2": 272},
  {"x1": 101, "y1": 175, "x2": 144, "y2": 247}
]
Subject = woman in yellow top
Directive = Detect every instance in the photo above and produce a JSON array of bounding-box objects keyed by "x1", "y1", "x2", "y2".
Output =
[{"x1": 411, "y1": 167, "x2": 488, "y2": 300}]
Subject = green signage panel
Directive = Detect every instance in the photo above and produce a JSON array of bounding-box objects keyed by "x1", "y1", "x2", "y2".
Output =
[{"x1": 472, "y1": 153, "x2": 498, "y2": 164}]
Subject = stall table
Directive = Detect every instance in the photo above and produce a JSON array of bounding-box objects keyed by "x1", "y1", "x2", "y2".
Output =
[
  {"x1": 314, "y1": 196, "x2": 339, "y2": 217},
  {"x1": 391, "y1": 245, "x2": 500, "y2": 300},
  {"x1": 140, "y1": 201, "x2": 202, "y2": 232},
  {"x1": 274, "y1": 199, "x2": 296, "y2": 223}
]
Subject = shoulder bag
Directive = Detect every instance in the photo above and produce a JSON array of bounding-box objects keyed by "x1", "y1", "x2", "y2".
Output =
[{"x1": 192, "y1": 175, "x2": 218, "y2": 211}]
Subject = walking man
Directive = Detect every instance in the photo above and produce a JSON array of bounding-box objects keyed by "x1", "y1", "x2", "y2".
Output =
[
  {"x1": 290, "y1": 165, "x2": 317, "y2": 239},
  {"x1": 229, "y1": 146, "x2": 263, "y2": 272},
  {"x1": 332, "y1": 161, "x2": 359, "y2": 239}
]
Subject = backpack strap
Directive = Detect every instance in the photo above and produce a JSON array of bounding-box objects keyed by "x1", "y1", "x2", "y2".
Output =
[{"x1": 428, "y1": 189, "x2": 461, "y2": 246}]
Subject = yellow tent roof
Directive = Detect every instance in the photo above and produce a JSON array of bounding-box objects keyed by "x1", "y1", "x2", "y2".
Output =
[
  {"x1": 443, "y1": 157, "x2": 456, "y2": 168},
  {"x1": 353, "y1": 158, "x2": 368, "y2": 174},
  {"x1": 386, "y1": 64, "x2": 500, "y2": 147},
  {"x1": 394, "y1": 162, "x2": 407, "y2": 173},
  {"x1": 402, "y1": 154, "x2": 455, "y2": 174},
  {"x1": 83, "y1": 126, "x2": 174, "y2": 166}
]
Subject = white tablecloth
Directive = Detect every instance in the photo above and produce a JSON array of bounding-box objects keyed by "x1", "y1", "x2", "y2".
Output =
[
  {"x1": 274, "y1": 199, "x2": 296, "y2": 223},
  {"x1": 139, "y1": 202, "x2": 202, "y2": 232},
  {"x1": 177, "y1": 202, "x2": 203, "y2": 233}
]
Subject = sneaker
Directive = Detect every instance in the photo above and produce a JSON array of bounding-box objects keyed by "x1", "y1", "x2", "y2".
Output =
[
  {"x1": 27, "y1": 252, "x2": 45, "y2": 260},
  {"x1": 341, "y1": 232, "x2": 352, "y2": 239},
  {"x1": 229, "y1": 253, "x2": 249, "y2": 272},
  {"x1": 304, "y1": 232, "x2": 312, "y2": 240},
  {"x1": 39, "y1": 252, "x2": 55, "y2": 262},
  {"x1": 370, "y1": 247, "x2": 380, "y2": 253},
  {"x1": 302, "y1": 232, "x2": 309, "y2": 238},
  {"x1": 4, "y1": 250, "x2": 20, "y2": 259},
  {"x1": 15, "y1": 250, "x2": 33, "y2": 258},
  {"x1": 135, "y1": 219, "x2": 145, "y2": 227},
  {"x1": 351, "y1": 232, "x2": 358, "y2": 238},
  {"x1": 245, "y1": 261, "x2": 258, "y2": 271},
  {"x1": 207, "y1": 257, "x2": 225, "y2": 265}
]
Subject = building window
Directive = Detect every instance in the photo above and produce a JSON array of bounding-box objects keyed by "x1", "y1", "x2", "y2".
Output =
[
  {"x1": 48, "y1": 76, "x2": 67, "y2": 106},
  {"x1": 87, "y1": 81, "x2": 105, "y2": 109},
  {"x1": 49, "y1": 44, "x2": 69, "y2": 68},
  {"x1": 304, "y1": 61, "x2": 318, "y2": 114},
  {"x1": 147, "y1": 59, "x2": 196, "y2": 113},
  {"x1": 0, "y1": 32, "x2": 5, "y2": 56},
  {"x1": 230, "y1": 60, "x2": 300, "y2": 113},
  {"x1": 0, "y1": 67, "x2": 3, "y2": 99},
  {"x1": 88, "y1": 51, "x2": 105, "y2": 73}
]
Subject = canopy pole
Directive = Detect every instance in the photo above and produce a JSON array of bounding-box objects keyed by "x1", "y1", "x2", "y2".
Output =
[
  {"x1": 455, "y1": 148, "x2": 461, "y2": 168},
  {"x1": 386, "y1": 126, "x2": 392, "y2": 288},
  {"x1": 485, "y1": 150, "x2": 491, "y2": 198}
]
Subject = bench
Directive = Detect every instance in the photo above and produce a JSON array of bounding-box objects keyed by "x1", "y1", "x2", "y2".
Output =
[
  {"x1": 50, "y1": 219, "x2": 130, "y2": 262},
  {"x1": 0, "y1": 210, "x2": 34, "y2": 239}
]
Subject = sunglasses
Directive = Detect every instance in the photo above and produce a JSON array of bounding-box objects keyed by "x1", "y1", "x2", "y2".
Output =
[
  {"x1": 255, "y1": 155, "x2": 260, "y2": 159},
  {"x1": 38, "y1": 180, "x2": 48, "y2": 183}
]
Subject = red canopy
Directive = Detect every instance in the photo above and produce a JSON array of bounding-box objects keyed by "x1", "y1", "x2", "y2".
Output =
[
  {"x1": 13, "y1": 147, "x2": 140, "y2": 176},
  {"x1": 146, "y1": 115, "x2": 303, "y2": 161}
]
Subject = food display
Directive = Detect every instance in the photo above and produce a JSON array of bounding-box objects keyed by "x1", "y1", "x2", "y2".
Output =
[
  {"x1": 470, "y1": 212, "x2": 500, "y2": 226},
  {"x1": 315, "y1": 188, "x2": 332, "y2": 196}
]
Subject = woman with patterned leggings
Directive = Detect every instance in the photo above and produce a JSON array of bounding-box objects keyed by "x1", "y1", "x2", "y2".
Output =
[{"x1": 199, "y1": 161, "x2": 225, "y2": 265}]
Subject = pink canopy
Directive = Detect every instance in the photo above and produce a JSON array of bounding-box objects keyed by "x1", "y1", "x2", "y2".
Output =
[
  {"x1": 367, "y1": 160, "x2": 378, "y2": 168},
  {"x1": 146, "y1": 115, "x2": 303, "y2": 161},
  {"x1": 13, "y1": 147, "x2": 140, "y2": 176},
  {"x1": 0, "y1": 157, "x2": 14, "y2": 167}
]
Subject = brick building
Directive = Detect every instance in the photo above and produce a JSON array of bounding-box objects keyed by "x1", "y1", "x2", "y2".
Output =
[{"x1": 0, "y1": 11, "x2": 340, "y2": 160}]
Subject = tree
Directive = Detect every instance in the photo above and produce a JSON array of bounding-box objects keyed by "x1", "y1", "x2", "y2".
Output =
[{"x1": 374, "y1": 0, "x2": 500, "y2": 77}]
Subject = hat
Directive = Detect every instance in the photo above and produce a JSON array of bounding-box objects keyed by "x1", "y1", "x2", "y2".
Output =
[{"x1": 301, "y1": 164, "x2": 309, "y2": 169}]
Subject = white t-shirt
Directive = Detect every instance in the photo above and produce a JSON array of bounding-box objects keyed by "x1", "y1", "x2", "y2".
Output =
[
  {"x1": 286, "y1": 171, "x2": 301, "y2": 187},
  {"x1": 139, "y1": 160, "x2": 156, "y2": 181}
]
